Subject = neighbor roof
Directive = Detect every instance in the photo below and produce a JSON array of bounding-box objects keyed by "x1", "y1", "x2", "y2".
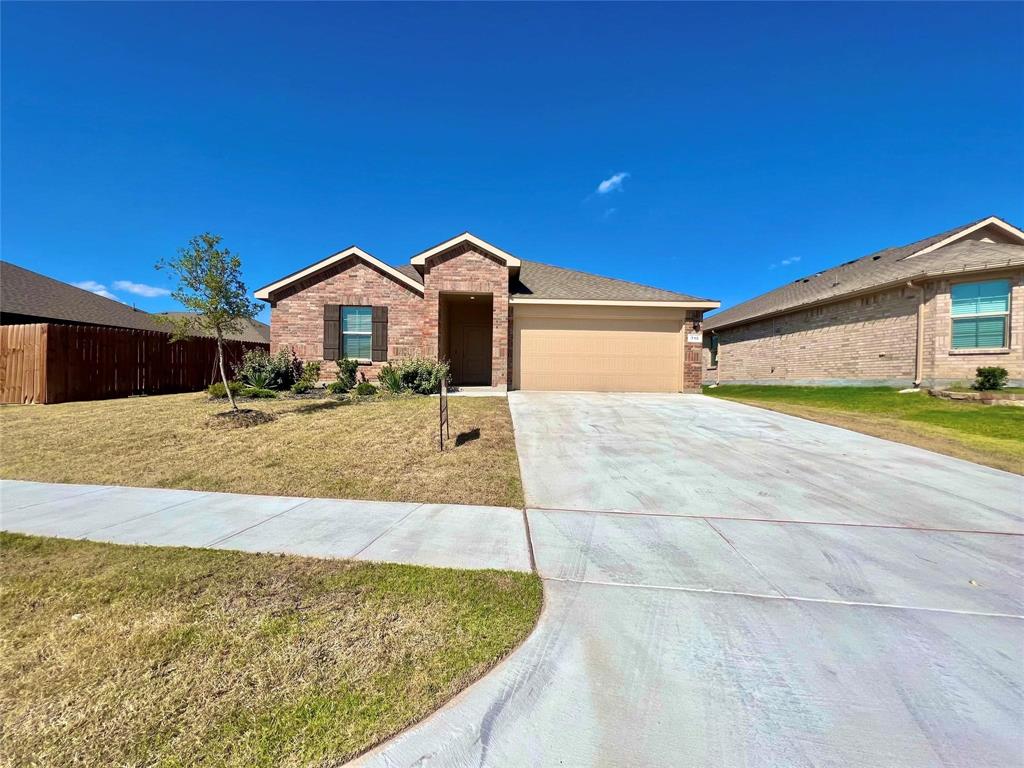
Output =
[
  {"x1": 0, "y1": 261, "x2": 270, "y2": 342},
  {"x1": 155, "y1": 312, "x2": 271, "y2": 343},
  {"x1": 704, "y1": 216, "x2": 1024, "y2": 331},
  {"x1": 0, "y1": 260, "x2": 165, "y2": 332}
]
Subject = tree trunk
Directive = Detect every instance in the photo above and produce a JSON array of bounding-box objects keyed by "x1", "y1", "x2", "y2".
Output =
[{"x1": 217, "y1": 332, "x2": 237, "y2": 411}]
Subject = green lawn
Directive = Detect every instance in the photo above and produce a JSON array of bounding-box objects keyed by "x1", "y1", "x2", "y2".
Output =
[
  {"x1": 704, "y1": 385, "x2": 1024, "y2": 474},
  {"x1": 0, "y1": 533, "x2": 542, "y2": 767}
]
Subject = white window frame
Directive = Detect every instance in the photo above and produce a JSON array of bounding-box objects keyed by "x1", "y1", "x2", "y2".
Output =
[
  {"x1": 949, "y1": 278, "x2": 1011, "y2": 352},
  {"x1": 342, "y1": 306, "x2": 373, "y2": 361}
]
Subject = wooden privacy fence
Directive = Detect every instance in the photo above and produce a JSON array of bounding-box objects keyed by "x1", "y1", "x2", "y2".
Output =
[{"x1": 0, "y1": 323, "x2": 269, "y2": 404}]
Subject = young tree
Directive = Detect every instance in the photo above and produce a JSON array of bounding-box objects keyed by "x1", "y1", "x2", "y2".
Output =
[{"x1": 157, "y1": 233, "x2": 261, "y2": 411}]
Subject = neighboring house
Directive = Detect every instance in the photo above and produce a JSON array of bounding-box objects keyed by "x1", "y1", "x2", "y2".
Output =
[
  {"x1": 0, "y1": 261, "x2": 269, "y2": 404},
  {"x1": 0, "y1": 261, "x2": 270, "y2": 344},
  {"x1": 154, "y1": 312, "x2": 270, "y2": 344},
  {"x1": 703, "y1": 216, "x2": 1024, "y2": 388},
  {"x1": 256, "y1": 233, "x2": 718, "y2": 392},
  {"x1": 1, "y1": 261, "x2": 166, "y2": 332}
]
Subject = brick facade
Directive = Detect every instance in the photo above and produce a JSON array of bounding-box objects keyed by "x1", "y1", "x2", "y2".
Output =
[
  {"x1": 268, "y1": 245, "x2": 707, "y2": 392},
  {"x1": 682, "y1": 310, "x2": 703, "y2": 392},
  {"x1": 922, "y1": 269, "x2": 1023, "y2": 386},
  {"x1": 421, "y1": 245, "x2": 510, "y2": 388},
  {"x1": 706, "y1": 268, "x2": 1024, "y2": 387},
  {"x1": 269, "y1": 258, "x2": 425, "y2": 381}
]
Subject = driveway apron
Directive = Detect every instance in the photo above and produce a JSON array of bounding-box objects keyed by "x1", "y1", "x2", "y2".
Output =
[{"x1": 352, "y1": 392, "x2": 1023, "y2": 768}]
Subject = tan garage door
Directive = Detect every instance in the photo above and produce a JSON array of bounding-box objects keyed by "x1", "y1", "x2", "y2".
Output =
[{"x1": 513, "y1": 306, "x2": 684, "y2": 392}]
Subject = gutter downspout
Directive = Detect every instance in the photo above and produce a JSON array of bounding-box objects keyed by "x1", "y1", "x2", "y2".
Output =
[{"x1": 907, "y1": 281, "x2": 925, "y2": 388}]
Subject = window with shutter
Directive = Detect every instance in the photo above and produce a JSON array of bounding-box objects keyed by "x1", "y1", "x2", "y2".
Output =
[
  {"x1": 342, "y1": 307, "x2": 373, "y2": 360},
  {"x1": 322, "y1": 304, "x2": 340, "y2": 361},
  {"x1": 950, "y1": 279, "x2": 1010, "y2": 350},
  {"x1": 372, "y1": 306, "x2": 388, "y2": 362}
]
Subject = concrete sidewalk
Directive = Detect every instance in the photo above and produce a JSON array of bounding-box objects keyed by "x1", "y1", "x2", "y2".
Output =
[{"x1": 0, "y1": 479, "x2": 532, "y2": 572}]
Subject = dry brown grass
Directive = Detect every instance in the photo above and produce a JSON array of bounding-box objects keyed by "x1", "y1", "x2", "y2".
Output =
[
  {"x1": 0, "y1": 532, "x2": 542, "y2": 767},
  {"x1": 0, "y1": 393, "x2": 524, "y2": 506}
]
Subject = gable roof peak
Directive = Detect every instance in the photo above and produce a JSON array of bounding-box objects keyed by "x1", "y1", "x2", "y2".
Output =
[
  {"x1": 253, "y1": 245, "x2": 424, "y2": 300},
  {"x1": 409, "y1": 232, "x2": 522, "y2": 268}
]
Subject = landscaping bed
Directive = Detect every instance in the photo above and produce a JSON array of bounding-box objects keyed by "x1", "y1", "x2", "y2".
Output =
[
  {"x1": 0, "y1": 532, "x2": 542, "y2": 767},
  {"x1": 0, "y1": 391, "x2": 524, "y2": 506},
  {"x1": 704, "y1": 385, "x2": 1024, "y2": 474},
  {"x1": 928, "y1": 388, "x2": 1024, "y2": 406}
]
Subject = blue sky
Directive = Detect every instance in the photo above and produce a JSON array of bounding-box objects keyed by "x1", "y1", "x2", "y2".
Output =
[{"x1": 3, "y1": 2, "x2": 1022, "y2": 322}]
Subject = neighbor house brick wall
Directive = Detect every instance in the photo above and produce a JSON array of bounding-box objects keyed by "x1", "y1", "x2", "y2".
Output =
[
  {"x1": 682, "y1": 310, "x2": 703, "y2": 392},
  {"x1": 713, "y1": 285, "x2": 919, "y2": 385},
  {"x1": 422, "y1": 246, "x2": 509, "y2": 388},
  {"x1": 921, "y1": 269, "x2": 1024, "y2": 386},
  {"x1": 269, "y1": 258, "x2": 424, "y2": 381}
]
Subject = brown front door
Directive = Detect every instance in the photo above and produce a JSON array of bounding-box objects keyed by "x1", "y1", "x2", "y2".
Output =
[{"x1": 455, "y1": 323, "x2": 492, "y2": 385}]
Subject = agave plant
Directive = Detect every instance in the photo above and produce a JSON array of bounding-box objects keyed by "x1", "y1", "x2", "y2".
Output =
[
  {"x1": 376, "y1": 363, "x2": 403, "y2": 394},
  {"x1": 242, "y1": 368, "x2": 277, "y2": 390}
]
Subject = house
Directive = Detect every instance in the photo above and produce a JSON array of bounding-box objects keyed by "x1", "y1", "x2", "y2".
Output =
[
  {"x1": 1, "y1": 261, "x2": 168, "y2": 332},
  {"x1": 154, "y1": 312, "x2": 270, "y2": 344},
  {"x1": 0, "y1": 261, "x2": 270, "y2": 343},
  {"x1": 702, "y1": 216, "x2": 1024, "y2": 388},
  {"x1": 256, "y1": 233, "x2": 718, "y2": 392},
  {"x1": 0, "y1": 261, "x2": 269, "y2": 404}
]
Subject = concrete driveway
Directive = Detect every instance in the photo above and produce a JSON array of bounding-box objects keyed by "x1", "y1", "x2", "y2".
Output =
[{"x1": 354, "y1": 393, "x2": 1023, "y2": 768}]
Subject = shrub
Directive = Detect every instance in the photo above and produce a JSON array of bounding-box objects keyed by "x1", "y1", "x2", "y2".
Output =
[
  {"x1": 242, "y1": 387, "x2": 278, "y2": 399},
  {"x1": 242, "y1": 369, "x2": 275, "y2": 391},
  {"x1": 335, "y1": 358, "x2": 359, "y2": 392},
  {"x1": 235, "y1": 348, "x2": 273, "y2": 387},
  {"x1": 377, "y1": 363, "x2": 403, "y2": 394},
  {"x1": 289, "y1": 361, "x2": 322, "y2": 395},
  {"x1": 326, "y1": 381, "x2": 349, "y2": 395},
  {"x1": 974, "y1": 367, "x2": 1008, "y2": 391},
  {"x1": 299, "y1": 360, "x2": 321, "y2": 385},
  {"x1": 207, "y1": 380, "x2": 243, "y2": 399},
  {"x1": 355, "y1": 381, "x2": 378, "y2": 397},
  {"x1": 380, "y1": 357, "x2": 450, "y2": 395},
  {"x1": 272, "y1": 347, "x2": 303, "y2": 388},
  {"x1": 235, "y1": 347, "x2": 302, "y2": 390}
]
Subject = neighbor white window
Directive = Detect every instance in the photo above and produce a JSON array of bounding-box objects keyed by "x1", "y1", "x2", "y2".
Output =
[
  {"x1": 342, "y1": 306, "x2": 372, "y2": 359},
  {"x1": 950, "y1": 279, "x2": 1010, "y2": 350}
]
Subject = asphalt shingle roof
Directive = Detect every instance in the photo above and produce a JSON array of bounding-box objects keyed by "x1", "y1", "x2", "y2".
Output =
[
  {"x1": 155, "y1": 312, "x2": 271, "y2": 343},
  {"x1": 512, "y1": 259, "x2": 709, "y2": 302},
  {"x1": 1, "y1": 261, "x2": 270, "y2": 342},
  {"x1": 704, "y1": 218, "x2": 1024, "y2": 330},
  {"x1": 1, "y1": 261, "x2": 165, "y2": 331},
  {"x1": 394, "y1": 258, "x2": 711, "y2": 303}
]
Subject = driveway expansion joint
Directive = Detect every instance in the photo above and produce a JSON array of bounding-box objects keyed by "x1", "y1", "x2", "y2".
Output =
[
  {"x1": 539, "y1": 576, "x2": 1024, "y2": 620},
  {"x1": 527, "y1": 504, "x2": 1024, "y2": 536}
]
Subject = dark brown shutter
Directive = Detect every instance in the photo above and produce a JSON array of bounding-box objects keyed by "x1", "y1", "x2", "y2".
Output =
[
  {"x1": 323, "y1": 304, "x2": 340, "y2": 361},
  {"x1": 371, "y1": 306, "x2": 388, "y2": 362}
]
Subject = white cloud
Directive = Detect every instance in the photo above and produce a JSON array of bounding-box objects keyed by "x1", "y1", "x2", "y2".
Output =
[
  {"x1": 73, "y1": 280, "x2": 122, "y2": 301},
  {"x1": 603, "y1": 207, "x2": 618, "y2": 218},
  {"x1": 74, "y1": 282, "x2": 123, "y2": 303},
  {"x1": 113, "y1": 280, "x2": 171, "y2": 298},
  {"x1": 596, "y1": 172, "x2": 629, "y2": 194},
  {"x1": 769, "y1": 255, "x2": 802, "y2": 270}
]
